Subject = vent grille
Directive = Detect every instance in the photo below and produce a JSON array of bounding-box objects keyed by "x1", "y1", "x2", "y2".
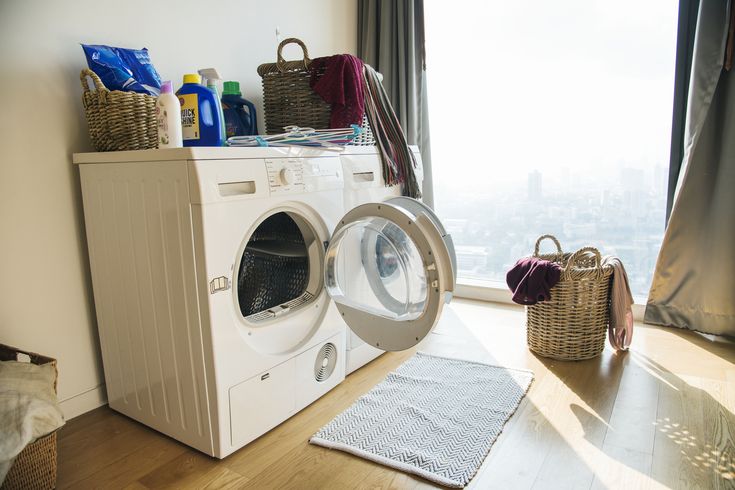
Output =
[{"x1": 314, "y1": 343, "x2": 338, "y2": 382}]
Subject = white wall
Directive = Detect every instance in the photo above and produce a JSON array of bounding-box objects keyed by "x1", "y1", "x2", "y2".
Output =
[{"x1": 0, "y1": 0, "x2": 356, "y2": 419}]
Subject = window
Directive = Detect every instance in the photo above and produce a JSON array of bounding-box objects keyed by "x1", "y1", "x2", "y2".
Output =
[{"x1": 425, "y1": 1, "x2": 678, "y2": 300}]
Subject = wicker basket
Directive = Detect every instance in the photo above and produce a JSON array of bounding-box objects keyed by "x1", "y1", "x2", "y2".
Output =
[
  {"x1": 0, "y1": 345, "x2": 58, "y2": 490},
  {"x1": 80, "y1": 68, "x2": 158, "y2": 151},
  {"x1": 526, "y1": 235, "x2": 614, "y2": 361},
  {"x1": 257, "y1": 38, "x2": 375, "y2": 145}
]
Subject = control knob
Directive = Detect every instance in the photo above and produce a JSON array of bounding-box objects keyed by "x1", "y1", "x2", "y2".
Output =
[{"x1": 280, "y1": 167, "x2": 296, "y2": 185}]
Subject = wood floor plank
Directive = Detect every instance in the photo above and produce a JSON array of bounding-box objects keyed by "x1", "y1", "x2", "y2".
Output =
[
  {"x1": 651, "y1": 371, "x2": 711, "y2": 490},
  {"x1": 699, "y1": 377, "x2": 735, "y2": 489},
  {"x1": 137, "y1": 450, "x2": 222, "y2": 489},
  {"x1": 57, "y1": 411, "x2": 175, "y2": 488},
  {"x1": 65, "y1": 433, "x2": 187, "y2": 489},
  {"x1": 531, "y1": 352, "x2": 627, "y2": 490},
  {"x1": 186, "y1": 466, "x2": 250, "y2": 489}
]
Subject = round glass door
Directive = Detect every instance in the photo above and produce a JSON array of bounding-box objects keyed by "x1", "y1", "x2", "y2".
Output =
[
  {"x1": 326, "y1": 216, "x2": 427, "y2": 320},
  {"x1": 325, "y1": 198, "x2": 455, "y2": 351}
]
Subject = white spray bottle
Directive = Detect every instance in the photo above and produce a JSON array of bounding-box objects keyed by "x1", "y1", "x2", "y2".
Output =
[{"x1": 198, "y1": 68, "x2": 227, "y2": 143}]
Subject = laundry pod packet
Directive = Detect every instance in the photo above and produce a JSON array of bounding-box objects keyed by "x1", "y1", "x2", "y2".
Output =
[{"x1": 82, "y1": 44, "x2": 162, "y2": 95}]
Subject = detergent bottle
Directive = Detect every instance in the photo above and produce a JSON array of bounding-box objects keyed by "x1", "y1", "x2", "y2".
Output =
[
  {"x1": 176, "y1": 74, "x2": 225, "y2": 147},
  {"x1": 198, "y1": 68, "x2": 227, "y2": 141},
  {"x1": 221, "y1": 81, "x2": 259, "y2": 137}
]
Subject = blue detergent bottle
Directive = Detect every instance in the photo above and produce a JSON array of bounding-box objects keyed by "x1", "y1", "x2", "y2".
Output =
[
  {"x1": 176, "y1": 74, "x2": 225, "y2": 146},
  {"x1": 221, "y1": 81, "x2": 259, "y2": 137}
]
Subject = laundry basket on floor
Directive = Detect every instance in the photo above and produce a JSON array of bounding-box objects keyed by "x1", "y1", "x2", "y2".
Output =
[
  {"x1": 526, "y1": 235, "x2": 614, "y2": 361},
  {"x1": 0, "y1": 345, "x2": 58, "y2": 490}
]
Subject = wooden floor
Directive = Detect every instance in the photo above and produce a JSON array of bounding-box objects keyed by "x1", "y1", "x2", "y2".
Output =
[{"x1": 57, "y1": 300, "x2": 735, "y2": 489}]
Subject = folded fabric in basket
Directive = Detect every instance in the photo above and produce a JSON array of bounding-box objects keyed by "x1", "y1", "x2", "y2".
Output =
[
  {"x1": 310, "y1": 54, "x2": 366, "y2": 129},
  {"x1": 506, "y1": 257, "x2": 562, "y2": 305},
  {"x1": 0, "y1": 361, "x2": 64, "y2": 484}
]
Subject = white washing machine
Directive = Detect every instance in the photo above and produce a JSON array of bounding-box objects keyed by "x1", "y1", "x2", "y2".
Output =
[{"x1": 74, "y1": 146, "x2": 455, "y2": 458}]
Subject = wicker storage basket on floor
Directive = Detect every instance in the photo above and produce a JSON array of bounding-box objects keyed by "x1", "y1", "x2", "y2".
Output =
[
  {"x1": 257, "y1": 37, "x2": 375, "y2": 145},
  {"x1": 80, "y1": 68, "x2": 158, "y2": 151},
  {"x1": 0, "y1": 345, "x2": 58, "y2": 490},
  {"x1": 526, "y1": 235, "x2": 614, "y2": 361}
]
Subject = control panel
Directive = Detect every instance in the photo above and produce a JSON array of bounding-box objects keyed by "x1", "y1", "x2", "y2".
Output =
[
  {"x1": 265, "y1": 159, "x2": 305, "y2": 193},
  {"x1": 264, "y1": 157, "x2": 343, "y2": 194}
]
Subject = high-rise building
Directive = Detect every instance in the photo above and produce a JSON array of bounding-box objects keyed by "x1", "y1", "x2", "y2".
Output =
[{"x1": 528, "y1": 170, "x2": 542, "y2": 201}]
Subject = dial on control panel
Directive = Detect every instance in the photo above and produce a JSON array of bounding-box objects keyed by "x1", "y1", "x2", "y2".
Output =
[{"x1": 279, "y1": 167, "x2": 296, "y2": 185}]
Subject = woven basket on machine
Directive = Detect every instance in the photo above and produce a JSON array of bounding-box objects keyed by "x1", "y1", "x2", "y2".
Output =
[
  {"x1": 257, "y1": 38, "x2": 375, "y2": 145},
  {"x1": 526, "y1": 235, "x2": 614, "y2": 361},
  {"x1": 80, "y1": 68, "x2": 158, "y2": 151},
  {"x1": 0, "y1": 345, "x2": 58, "y2": 490}
]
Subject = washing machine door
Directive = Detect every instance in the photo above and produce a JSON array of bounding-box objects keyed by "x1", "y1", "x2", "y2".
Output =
[{"x1": 324, "y1": 197, "x2": 456, "y2": 351}]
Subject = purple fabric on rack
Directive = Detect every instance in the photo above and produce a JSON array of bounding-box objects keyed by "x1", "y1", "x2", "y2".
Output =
[
  {"x1": 506, "y1": 257, "x2": 562, "y2": 305},
  {"x1": 310, "y1": 54, "x2": 365, "y2": 128}
]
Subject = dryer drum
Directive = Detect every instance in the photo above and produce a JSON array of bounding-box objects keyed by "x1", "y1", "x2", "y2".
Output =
[{"x1": 237, "y1": 212, "x2": 310, "y2": 318}]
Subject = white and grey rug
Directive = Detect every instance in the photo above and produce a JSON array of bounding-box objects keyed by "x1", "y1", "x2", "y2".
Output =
[{"x1": 310, "y1": 352, "x2": 533, "y2": 488}]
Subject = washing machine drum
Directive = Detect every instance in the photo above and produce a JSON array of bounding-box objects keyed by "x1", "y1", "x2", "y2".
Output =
[{"x1": 325, "y1": 197, "x2": 456, "y2": 352}]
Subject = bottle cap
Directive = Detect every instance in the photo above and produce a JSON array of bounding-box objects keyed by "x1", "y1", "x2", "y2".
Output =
[
  {"x1": 183, "y1": 74, "x2": 201, "y2": 84},
  {"x1": 160, "y1": 80, "x2": 173, "y2": 94},
  {"x1": 223, "y1": 81, "x2": 241, "y2": 96}
]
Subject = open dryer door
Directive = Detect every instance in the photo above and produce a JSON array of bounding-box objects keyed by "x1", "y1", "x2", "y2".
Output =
[{"x1": 325, "y1": 197, "x2": 456, "y2": 351}]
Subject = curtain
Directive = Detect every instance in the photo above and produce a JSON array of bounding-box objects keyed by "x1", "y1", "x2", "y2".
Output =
[
  {"x1": 645, "y1": 0, "x2": 735, "y2": 336},
  {"x1": 666, "y1": 0, "x2": 700, "y2": 222},
  {"x1": 357, "y1": 0, "x2": 434, "y2": 208}
]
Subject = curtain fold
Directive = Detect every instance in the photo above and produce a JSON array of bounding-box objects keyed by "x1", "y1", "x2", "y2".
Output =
[
  {"x1": 357, "y1": 0, "x2": 434, "y2": 208},
  {"x1": 645, "y1": 0, "x2": 735, "y2": 336},
  {"x1": 666, "y1": 0, "x2": 700, "y2": 222}
]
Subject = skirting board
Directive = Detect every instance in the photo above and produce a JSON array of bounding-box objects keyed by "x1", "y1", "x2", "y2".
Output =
[{"x1": 59, "y1": 384, "x2": 107, "y2": 420}]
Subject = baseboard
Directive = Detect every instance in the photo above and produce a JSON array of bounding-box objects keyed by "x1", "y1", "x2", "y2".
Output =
[{"x1": 59, "y1": 384, "x2": 107, "y2": 420}]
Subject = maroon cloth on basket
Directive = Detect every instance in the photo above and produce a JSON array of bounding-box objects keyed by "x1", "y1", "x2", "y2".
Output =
[
  {"x1": 506, "y1": 257, "x2": 563, "y2": 305},
  {"x1": 310, "y1": 54, "x2": 365, "y2": 128}
]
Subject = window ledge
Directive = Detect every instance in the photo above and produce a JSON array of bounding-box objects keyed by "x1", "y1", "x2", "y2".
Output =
[{"x1": 454, "y1": 278, "x2": 646, "y2": 322}]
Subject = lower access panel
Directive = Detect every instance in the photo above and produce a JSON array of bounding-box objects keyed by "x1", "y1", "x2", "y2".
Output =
[{"x1": 229, "y1": 358, "x2": 296, "y2": 448}]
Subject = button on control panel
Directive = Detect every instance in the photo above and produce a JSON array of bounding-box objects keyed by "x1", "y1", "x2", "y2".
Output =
[{"x1": 265, "y1": 159, "x2": 305, "y2": 193}]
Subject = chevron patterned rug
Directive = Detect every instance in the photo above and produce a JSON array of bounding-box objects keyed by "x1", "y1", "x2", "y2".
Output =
[{"x1": 310, "y1": 352, "x2": 533, "y2": 488}]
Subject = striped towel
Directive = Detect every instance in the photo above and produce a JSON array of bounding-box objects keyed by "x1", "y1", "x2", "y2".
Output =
[{"x1": 362, "y1": 65, "x2": 422, "y2": 199}]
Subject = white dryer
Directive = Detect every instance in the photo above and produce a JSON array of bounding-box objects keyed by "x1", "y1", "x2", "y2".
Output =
[{"x1": 74, "y1": 146, "x2": 455, "y2": 459}]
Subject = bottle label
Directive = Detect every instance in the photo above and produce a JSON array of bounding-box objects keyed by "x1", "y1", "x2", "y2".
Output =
[{"x1": 179, "y1": 93, "x2": 199, "y2": 140}]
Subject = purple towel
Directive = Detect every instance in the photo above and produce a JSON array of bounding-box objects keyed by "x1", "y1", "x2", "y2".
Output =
[
  {"x1": 506, "y1": 257, "x2": 562, "y2": 305},
  {"x1": 310, "y1": 54, "x2": 365, "y2": 129}
]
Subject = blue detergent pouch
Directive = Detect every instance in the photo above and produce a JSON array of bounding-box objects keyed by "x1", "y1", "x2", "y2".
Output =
[{"x1": 82, "y1": 44, "x2": 162, "y2": 95}]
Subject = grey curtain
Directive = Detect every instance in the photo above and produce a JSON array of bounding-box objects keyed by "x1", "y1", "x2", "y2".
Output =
[
  {"x1": 357, "y1": 0, "x2": 434, "y2": 208},
  {"x1": 666, "y1": 0, "x2": 700, "y2": 222},
  {"x1": 645, "y1": 0, "x2": 735, "y2": 336}
]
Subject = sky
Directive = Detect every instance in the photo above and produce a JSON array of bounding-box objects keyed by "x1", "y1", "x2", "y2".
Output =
[{"x1": 424, "y1": 0, "x2": 679, "y2": 192}]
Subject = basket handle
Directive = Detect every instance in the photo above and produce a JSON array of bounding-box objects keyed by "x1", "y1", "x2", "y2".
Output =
[
  {"x1": 276, "y1": 38, "x2": 312, "y2": 72},
  {"x1": 533, "y1": 234, "x2": 563, "y2": 258},
  {"x1": 80, "y1": 68, "x2": 107, "y2": 94},
  {"x1": 562, "y1": 246, "x2": 603, "y2": 280}
]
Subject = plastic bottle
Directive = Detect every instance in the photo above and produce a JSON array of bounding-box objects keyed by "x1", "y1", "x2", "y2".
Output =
[
  {"x1": 176, "y1": 74, "x2": 225, "y2": 147},
  {"x1": 221, "y1": 81, "x2": 259, "y2": 137},
  {"x1": 156, "y1": 81, "x2": 183, "y2": 148},
  {"x1": 198, "y1": 68, "x2": 227, "y2": 142}
]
